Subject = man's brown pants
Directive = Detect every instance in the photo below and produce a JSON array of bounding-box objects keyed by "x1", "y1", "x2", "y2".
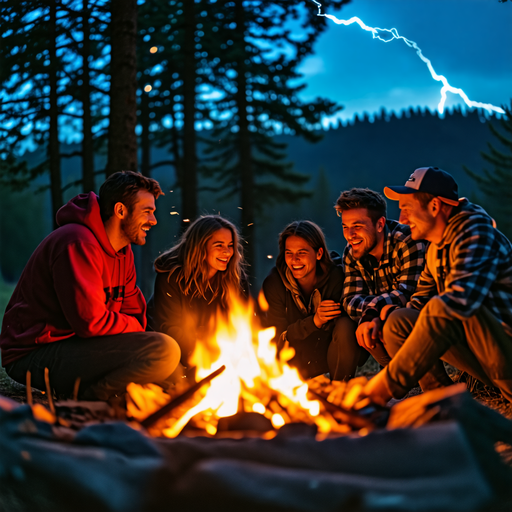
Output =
[{"x1": 381, "y1": 297, "x2": 512, "y2": 402}]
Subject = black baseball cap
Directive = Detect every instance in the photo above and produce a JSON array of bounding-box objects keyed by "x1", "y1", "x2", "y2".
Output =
[{"x1": 384, "y1": 167, "x2": 459, "y2": 206}]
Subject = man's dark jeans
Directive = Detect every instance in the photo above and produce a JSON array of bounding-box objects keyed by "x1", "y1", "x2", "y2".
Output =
[{"x1": 5, "y1": 331, "x2": 180, "y2": 401}]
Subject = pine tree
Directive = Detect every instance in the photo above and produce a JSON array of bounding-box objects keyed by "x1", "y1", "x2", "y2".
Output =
[
  {"x1": 105, "y1": 0, "x2": 138, "y2": 175},
  {"x1": 202, "y1": 0, "x2": 345, "y2": 275},
  {"x1": 0, "y1": 0, "x2": 110, "y2": 218},
  {"x1": 465, "y1": 102, "x2": 512, "y2": 238},
  {"x1": 0, "y1": 0, "x2": 73, "y2": 226}
]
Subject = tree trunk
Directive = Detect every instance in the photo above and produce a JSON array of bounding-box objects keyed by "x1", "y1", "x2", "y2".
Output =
[
  {"x1": 170, "y1": 93, "x2": 183, "y2": 190},
  {"x1": 106, "y1": 0, "x2": 138, "y2": 175},
  {"x1": 234, "y1": 2, "x2": 255, "y2": 278},
  {"x1": 138, "y1": 92, "x2": 153, "y2": 297},
  {"x1": 181, "y1": 0, "x2": 197, "y2": 229},
  {"x1": 49, "y1": 1, "x2": 63, "y2": 229},
  {"x1": 81, "y1": 0, "x2": 95, "y2": 192}
]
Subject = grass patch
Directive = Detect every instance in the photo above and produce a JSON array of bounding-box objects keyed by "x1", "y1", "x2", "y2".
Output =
[
  {"x1": 0, "y1": 276, "x2": 15, "y2": 369},
  {"x1": 0, "y1": 276, "x2": 15, "y2": 322}
]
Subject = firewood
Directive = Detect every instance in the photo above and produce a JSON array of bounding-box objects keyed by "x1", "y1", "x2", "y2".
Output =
[{"x1": 140, "y1": 365, "x2": 226, "y2": 429}]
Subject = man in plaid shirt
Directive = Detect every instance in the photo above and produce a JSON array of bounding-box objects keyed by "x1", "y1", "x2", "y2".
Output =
[
  {"x1": 363, "y1": 167, "x2": 512, "y2": 404},
  {"x1": 336, "y1": 188, "x2": 429, "y2": 371}
]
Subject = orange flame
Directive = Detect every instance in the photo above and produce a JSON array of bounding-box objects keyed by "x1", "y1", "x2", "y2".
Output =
[{"x1": 128, "y1": 292, "x2": 345, "y2": 437}]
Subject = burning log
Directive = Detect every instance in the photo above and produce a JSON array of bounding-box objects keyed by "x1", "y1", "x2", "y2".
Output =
[
  {"x1": 308, "y1": 389, "x2": 382, "y2": 430},
  {"x1": 140, "y1": 365, "x2": 226, "y2": 429}
]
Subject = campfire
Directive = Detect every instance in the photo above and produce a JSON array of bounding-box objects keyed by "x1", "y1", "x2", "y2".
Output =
[{"x1": 126, "y1": 292, "x2": 354, "y2": 438}]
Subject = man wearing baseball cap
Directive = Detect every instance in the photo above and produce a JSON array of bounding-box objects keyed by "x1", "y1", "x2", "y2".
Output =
[{"x1": 362, "y1": 166, "x2": 512, "y2": 404}]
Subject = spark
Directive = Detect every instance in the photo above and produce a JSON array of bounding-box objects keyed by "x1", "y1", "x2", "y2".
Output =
[{"x1": 311, "y1": 0, "x2": 505, "y2": 115}]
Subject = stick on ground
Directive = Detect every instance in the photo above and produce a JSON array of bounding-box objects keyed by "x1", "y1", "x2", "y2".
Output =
[{"x1": 140, "y1": 365, "x2": 226, "y2": 429}]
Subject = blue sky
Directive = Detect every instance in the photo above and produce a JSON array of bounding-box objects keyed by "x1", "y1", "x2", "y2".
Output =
[{"x1": 299, "y1": 0, "x2": 512, "y2": 125}]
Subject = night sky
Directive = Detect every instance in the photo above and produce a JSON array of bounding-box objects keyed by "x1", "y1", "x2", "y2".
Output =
[{"x1": 299, "y1": 0, "x2": 512, "y2": 124}]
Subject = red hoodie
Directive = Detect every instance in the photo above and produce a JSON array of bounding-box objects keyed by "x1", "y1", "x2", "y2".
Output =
[{"x1": 0, "y1": 192, "x2": 146, "y2": 365}]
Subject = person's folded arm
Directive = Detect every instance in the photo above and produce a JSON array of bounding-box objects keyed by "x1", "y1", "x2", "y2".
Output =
[
  {"x1": 53, "y1": 242, "x2": 144, "y2": 338},
  {"x1": 119, "y1": 247, "x2": 147, "y2": 329},
  {"x1": 407, "y1": 262, "x2": 437, "y2": 310}
]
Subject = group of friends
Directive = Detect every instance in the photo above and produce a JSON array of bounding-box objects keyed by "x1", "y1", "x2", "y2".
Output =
[{"x1": 1, "y1": 165, "x2": 512, "y2": 409}]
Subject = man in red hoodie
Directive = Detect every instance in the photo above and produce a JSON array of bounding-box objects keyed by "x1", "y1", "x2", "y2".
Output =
[{"x1": 0, "y1": 171, "x2": 180, "y2": 401}]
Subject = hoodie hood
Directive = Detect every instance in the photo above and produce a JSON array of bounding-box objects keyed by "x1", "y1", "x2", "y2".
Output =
[
  {"x1": 56, "y1": 192, "x2": 116, "y2": 256},
  {"x1": 439, "y1": 198, "x2": 494, "y2": 248}
]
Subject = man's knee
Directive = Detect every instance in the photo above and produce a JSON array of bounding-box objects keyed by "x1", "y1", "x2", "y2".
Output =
[
  {"x1": 144, "y1": 332, "x2": 181, "y2": 379},
  {"x1": 382, "y1": 308, "x2": 418, "y2": 356},
  {"x1": 332, "y1": 315, "x2": 357, "y2": 341}
]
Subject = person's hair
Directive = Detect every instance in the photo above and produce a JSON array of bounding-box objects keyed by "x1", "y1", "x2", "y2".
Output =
[
  {"x1": 98, "y1": 171, "x2": 163, "y2": 222},
  {"x1": 154, "y1": 215, "x2": 246, "y2": 305},
  {"x1": 276, "y1": 220, "x2": 333, "y2": 275},
  {"x1": 414, "y1": 191, "x2": 436, "y2": 209},
  {"x1": 335, "y1": 188, "x2": 387, "y2": 224}
]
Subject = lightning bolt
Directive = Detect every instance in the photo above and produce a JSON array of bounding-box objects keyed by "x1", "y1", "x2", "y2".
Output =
[{"x1": 312, "y1": 0, "x2": 505, "y2": 115}]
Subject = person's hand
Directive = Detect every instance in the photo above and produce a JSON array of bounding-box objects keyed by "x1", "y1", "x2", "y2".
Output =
[
  {"x1": 335, "y1": 371, "x2": 393, "y2": 410},
  {"x1": 359, "y1": 369, "x2": 393, "y2": 407},
  {"x1": 356, "y1": 318, "x2": 382, "y2": 350},
  {"x1": 313, "y1": 300, "x2": 341, "y2": 328}
]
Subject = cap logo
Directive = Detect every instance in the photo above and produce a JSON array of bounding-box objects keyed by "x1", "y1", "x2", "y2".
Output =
[{"x1": 404, "y1": 167, "x2": 428, "y2": 191}]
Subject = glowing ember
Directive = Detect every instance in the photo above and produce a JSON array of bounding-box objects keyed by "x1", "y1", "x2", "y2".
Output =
[{"x1": 127, "y1": 292, "x2": 347, "y2": 437}]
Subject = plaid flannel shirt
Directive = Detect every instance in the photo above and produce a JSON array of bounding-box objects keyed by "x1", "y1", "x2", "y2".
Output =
[
  {"x1": 409, "y1": 200, "x2": 512, "y2": 336},
  {"x1": 343, "y1": 220, "x2": 425, "y2": 323}
]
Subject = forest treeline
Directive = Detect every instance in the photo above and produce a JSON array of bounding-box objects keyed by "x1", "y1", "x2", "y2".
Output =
[
  {"x1": 0, "y1": 0, "x2": 350, "y2": 275},
  {"x1": 2, "y1": 106, "x2": 511, "y2": 294},
  {"x1": 1, "y1": 0, "x2": 511, "y2": 295}
]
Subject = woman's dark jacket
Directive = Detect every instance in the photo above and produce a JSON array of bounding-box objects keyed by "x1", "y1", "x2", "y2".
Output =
[
  {"x1": 261, "y1": 261, "x2": 345, "y2": 377},
  {"x1": 147, "y1": 268, "x2": 248, "y2": 365}
]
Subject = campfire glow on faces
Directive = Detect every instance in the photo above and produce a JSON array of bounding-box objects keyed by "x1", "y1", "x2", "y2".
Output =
[{"x1": 127, "y1": 293, "x2": 348, "y2": 438}]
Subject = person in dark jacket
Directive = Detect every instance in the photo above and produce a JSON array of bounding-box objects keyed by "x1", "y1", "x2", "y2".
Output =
[
  {"x1": 0, "y1": 171, "x2": 180, "y2": 401},
  {"x1": 147, "y1": 215, "x2": 248, "y2": 373},
  {"x1": 262, "y1": 220, "x2": 368, "y2": 380}
]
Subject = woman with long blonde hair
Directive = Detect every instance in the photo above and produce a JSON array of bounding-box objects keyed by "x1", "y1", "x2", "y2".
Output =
[{"x1": 147, "y1": 215, "x2": 248, "y2": 368}]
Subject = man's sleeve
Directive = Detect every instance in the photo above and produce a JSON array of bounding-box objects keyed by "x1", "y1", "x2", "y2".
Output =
[
  {"x1": 53, "y1": 242, "x2": 145, "y2": 338},
  {"x1": 120, "y1": 248, "x2": 147, "y2": 329},
  {"x1": 437, "y1": 217, "x2": 500, "y2": 319},
  {"x1": 408, "y1": 258, "x2": 437, "y2": 311},
  {"x1": 342, "y1": 248, "x2": 372, "y2": 322}
]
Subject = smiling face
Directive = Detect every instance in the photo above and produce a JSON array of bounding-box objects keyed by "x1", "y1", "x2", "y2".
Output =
[
  {"x1": 284, "y1": 235, "x2": 323, "y2": 284},
  {"x1": 206, "y1": 227, "x2": 234, "y2": 279},
  {"x1": 120, "y1": 190, "x2": 157, "y2": 246},
  {"x1": 341, "y1": 208, "x2": 384, "y2": 260},
  {"x1": 398, "y1": 194, "x2": 436, "y2": 241}
]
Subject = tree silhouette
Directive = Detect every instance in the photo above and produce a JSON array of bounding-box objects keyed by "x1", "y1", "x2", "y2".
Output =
[
  {"x1": 201, "y1": 0, "x2": 346, "y2": 276},
  {"x1": 465, "y1": 102, "x2": 512, "y2": 238}
]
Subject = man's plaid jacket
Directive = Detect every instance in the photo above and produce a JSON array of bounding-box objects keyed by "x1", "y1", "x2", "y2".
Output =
[{"x1": 342, "y1": 219, "x2": 426, "y2": 324}]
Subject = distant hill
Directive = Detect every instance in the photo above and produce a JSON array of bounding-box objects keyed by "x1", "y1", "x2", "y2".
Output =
[{"x1": 0, "y1": 107, "x2": 501, "y2": 290}]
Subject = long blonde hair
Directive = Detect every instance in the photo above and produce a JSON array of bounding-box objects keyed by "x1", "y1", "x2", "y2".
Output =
[{"x1": 154, "y1": 215, "x2": 246, "y2": 305}]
